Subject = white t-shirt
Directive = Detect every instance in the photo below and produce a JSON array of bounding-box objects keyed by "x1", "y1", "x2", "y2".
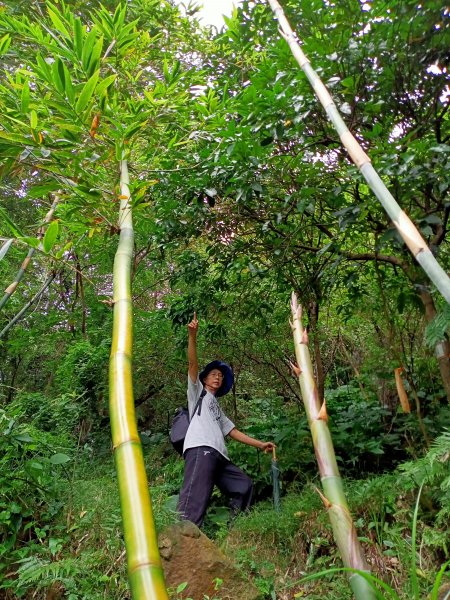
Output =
[{"x1": 183, "y1": 375, "x2": 235, "y2": 459}]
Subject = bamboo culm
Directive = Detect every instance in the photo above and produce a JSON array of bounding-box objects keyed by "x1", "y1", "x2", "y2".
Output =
[
  {"x1": 109, "y1": 159, "x2": 169, "y2": 599},
  {"x1": 290, "y1": 292, "x2": 377, "y2": 600},
  {"x1": 266, "y1": 0, "x2": 450, "y2": 305}
]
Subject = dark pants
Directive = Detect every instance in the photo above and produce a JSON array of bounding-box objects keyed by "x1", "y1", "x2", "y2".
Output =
[{"x1": 177, "y1": 446, "x2": 253, "y2": 527}]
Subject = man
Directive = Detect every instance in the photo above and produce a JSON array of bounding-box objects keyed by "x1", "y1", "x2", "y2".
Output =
[{"x1": 177, "y1": 313, "x2": 275, "y2": 527}]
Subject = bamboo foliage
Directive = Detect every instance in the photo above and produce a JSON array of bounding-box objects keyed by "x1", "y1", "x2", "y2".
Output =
[
  {"x1": 0, "y1": 271, "x2": 56, "y2": 339},
  {"x1": 290, "y1": 292, "x2": 376, "y2": 600},
  {"x1": 266, "y1": 0, "x2": 450, "y2": 306},
  {"x1": 109, "y1": 159, "x2": 169, "y2": 600},
  {"x1": 0, "y1": 195, "x2": 59, "y2": 311}
]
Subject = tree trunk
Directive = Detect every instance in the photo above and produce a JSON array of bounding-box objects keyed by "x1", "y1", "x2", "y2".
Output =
[
  {"x1": 309, "y1": 300, "x2": 325, "y2": 401},
  {"x1": 419, "y1": 289, "x2": 450, "y2": 403}
]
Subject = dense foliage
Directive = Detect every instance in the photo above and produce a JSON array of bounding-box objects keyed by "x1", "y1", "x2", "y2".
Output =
[{"x1": 0, "y1": 0, "x2": 449, "y2": 598}]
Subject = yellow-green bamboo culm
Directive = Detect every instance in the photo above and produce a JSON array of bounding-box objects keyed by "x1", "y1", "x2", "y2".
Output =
[
  {"x1": 109, "y1": 160, "x2": 169, "y2": 599},
  {"x1": 290, "y1": 292, "x2": 376, "y2": 600},
  {"x1": 0, "y1": 195, "x2": 59, "y2": 311},
  {"x1": 266, "y1": 0, "x2": 450, "y2": 306}
]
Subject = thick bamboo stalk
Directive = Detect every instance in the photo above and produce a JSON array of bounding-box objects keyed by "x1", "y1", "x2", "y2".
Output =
[
  {"x1": 290, "y1": 292, "x2": 376, "y2": 600},
  {"x1": 266, "y1": 0, "x2": 450, "y2": 305},
  {"x1": 109, "y1": 159, "x2": 168, "y2": 600},
  {"x1": 0, "y1": 195, "x2": 59, "y2": 310},
  {"x1": 0, "y1": 272, "x2": 56, "y2": 339}
]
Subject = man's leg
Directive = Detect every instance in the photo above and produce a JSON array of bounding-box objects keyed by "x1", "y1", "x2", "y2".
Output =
[
  {"x1": 177, "y1": 446, "x2": 220, "y2": 527},
  {"x1": 216, "y1": 461, "x2": 253, "y2": 516}
]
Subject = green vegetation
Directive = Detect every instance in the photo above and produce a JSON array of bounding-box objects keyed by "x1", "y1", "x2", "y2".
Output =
[{"x1": 0, "y1": 0, "x2": 449, "y2": 597}]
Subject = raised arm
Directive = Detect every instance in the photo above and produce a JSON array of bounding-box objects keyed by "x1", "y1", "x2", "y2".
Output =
[
  {"x1": 228, "y1": 428, "x2": 275, "y2": 453},
  {"x1": 187, "y1": 312, "x2": 199, "y2": 383}
]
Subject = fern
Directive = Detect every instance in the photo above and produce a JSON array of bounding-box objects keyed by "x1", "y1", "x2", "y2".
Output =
[
  {"x1": 15, "y1": 555, "x2": 80, "y2": 585},
  {"x1": 399, "y1": 430, "x2": 450, "y2": 531}
]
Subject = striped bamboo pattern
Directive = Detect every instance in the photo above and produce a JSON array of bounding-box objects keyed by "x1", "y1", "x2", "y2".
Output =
[{"x1": 109, "y1": 159, "x2": 169, "y2": 599}]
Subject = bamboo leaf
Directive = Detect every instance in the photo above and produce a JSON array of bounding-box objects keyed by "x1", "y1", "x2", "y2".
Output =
[
  {"x1": 21, "y1": 80, "x2": 30, "y2": 114},
  {"x1": 46, "y1": 4, "x2": 71, "y2": 38},
  {"x1": 51, "y1": 58, "x2": 66, "y2": 94},
  {"x1": 75, "y1": 70, "x2": 100, "y2": 114},
  {"x1": 0, "y1": 208, "x2": 25, "y2": 238},
  {"x1": 63, "y1": 63, "x2": 75, "y2": 103},
  {"x1": 96, "y1": 74, "x2": 116, "y2": 97},
  {"x1": 42, "y1": 220, "x2": 59, "y2": 252},
  {"x1": 73, "y1": 17, "x2": 84, "y2": 60},
  {"x1": 0, "y1": 239, "x2": 14, "y2": 261},
  {"x1": 55, "y1": 241, "x2": 73, "y2": 259},
  {"x1": 82, "y1": 27, "x2": 100, "y2": 72},
  {"x1": 35, "y1": 53, "x2": 52, "y2": 83},
  {"x1": 19, "y1": 236, "x2": 41, "y2": 249},
  {"x1": 87, "y1": 37, "x2": 103, "y2": 77},
  {"x1": 0, "y1": 34, "x2": 11, "y2": 56},
  {"x1": 30, "y1": 110, "x2": 38, "y2": 130},
  {"x1": 113, "y1": 3, "x2": 127, "y2": 27}
]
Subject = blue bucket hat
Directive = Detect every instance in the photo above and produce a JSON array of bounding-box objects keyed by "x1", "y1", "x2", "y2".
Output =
[{"x1": 199, "y1": 360, "x2": 234, "y2": 397}]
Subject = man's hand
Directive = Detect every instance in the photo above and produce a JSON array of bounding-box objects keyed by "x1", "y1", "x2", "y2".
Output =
[
  {"x1": 187, "y1": 312, "x2": 199, "y2": 382},
  {"x1": 188, "y1": 312, "x2": 199, "y2": 336},
  {"x1": 260, "y1": 441, "x2": 276, "y2": 453}
]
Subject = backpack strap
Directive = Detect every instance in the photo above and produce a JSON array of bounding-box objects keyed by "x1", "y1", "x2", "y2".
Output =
[{"x1": 190, "y1": 388, "x2": 206, "y2": 421}]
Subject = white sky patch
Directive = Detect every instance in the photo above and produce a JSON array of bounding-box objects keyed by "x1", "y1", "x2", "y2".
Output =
[{"x1": 174, "y1": 0, "x2": 242, "y2": 28}]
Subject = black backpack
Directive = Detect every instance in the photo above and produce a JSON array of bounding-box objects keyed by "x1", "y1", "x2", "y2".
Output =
[{"x1": 169, "y1": 389, "x2": 206, "y2": 455}]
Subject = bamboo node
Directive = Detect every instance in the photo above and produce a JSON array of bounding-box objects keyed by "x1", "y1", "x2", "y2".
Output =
[
  {"x1": 300, "y1": 328, "x2": 309, "y2": 345},
  {"x1": 5, "y1": 282, "x2": 18, "y2": 294}
]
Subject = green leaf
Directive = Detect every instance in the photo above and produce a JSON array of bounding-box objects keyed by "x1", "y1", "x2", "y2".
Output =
[
  {"x1": 43, "y1": 220, "x2": 59, "y2": 252},
  {"x1": 0, "y1": 34, "x2": 11, "y2": 56},
  {"x1": 82, "y1": 27, "x2": 100, "y2": 72},
  {"x1": 63, "y1": 63, "x2": 75, "y2": 104},
  {"x1": 52, "y1": 58, "x2": 65, "y2": 94},
  {"x1": 27, "y1": 182, "x2": 60, "y2": 198},
  {"x1": 14, "y1": 433, "x2": 34, "y2": 443},
  {"x1": 21, "y1": 80, "x2": 30, "y2": 113},
  {"x1": 176, "y1": 582, "x2": 188, "y2": 594},
  {"x1": 73, "y1": 17, "x2": 84, "y2": 60},
  {"x1": 95, "y1": 74, "x2": 116, "y2": 97},
  {"x1": 75, "y1": 70, "x2": 100, "y2": 114},
  {"x1": 47, "y1": 4, "x2": 71, "y2": 38},
  {"x1": 55, "y1": 241, "x2": 73, "y2": 259},
  {"x1": 0, "y1": 207, "x2": 25, "y2": 238},
  {"x1": 19, "y1": 236, "x2": 41, "y2": 248},
  {"x1": 49, "y1": 453, "x2": 71, "y2": 465},
  {"x1": 87, "y1": 37, "x2": 103, "y2": 77},
  {"x1": 30, "y1": 110, "x2": 38, "y2": 130}
]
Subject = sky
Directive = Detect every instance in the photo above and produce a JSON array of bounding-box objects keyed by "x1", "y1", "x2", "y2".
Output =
[{"x1": 174, "y1": 0, "x2": 242, "y2": 28}]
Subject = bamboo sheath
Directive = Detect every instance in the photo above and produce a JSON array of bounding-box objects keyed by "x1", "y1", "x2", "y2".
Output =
[
  {"x1": 109, "y1": 160, "x2": 168, "y2": 599},
  {"x1": 0, "y1": 195, "x2": 60, "y2": 310},
  {"x1": 266, "y1": 0, "x2": 450, "y2": 305},
  {"x1": 290, "y1": 293, "x2": 376, "y2": 600}
]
